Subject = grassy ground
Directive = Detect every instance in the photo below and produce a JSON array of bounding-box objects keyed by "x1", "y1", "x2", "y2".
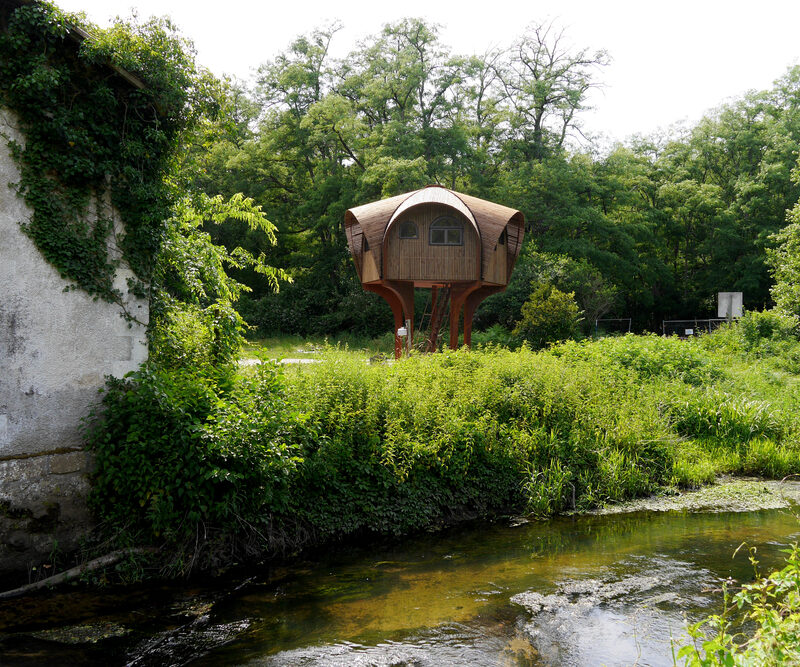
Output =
[
  {"x1": 242, "y1": 333, "x2": 394, "y2": 361},
  {"x1": 247, "y1": 313, "x2": 800, "y2": 495}
]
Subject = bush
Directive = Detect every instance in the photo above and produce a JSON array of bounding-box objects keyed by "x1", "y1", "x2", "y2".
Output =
[
  {"x1": 679, "y1": 545, "x2": 800, "y2": 665},
  {"x1": 86, "y1": 330, "x2": 800, "y2": 575},
  {"x1": 512, "y1": 283, "x2": 583, "y2": 349},
  {"x1": 85, "y1": 364, "x2": 303, "y2": 550}
]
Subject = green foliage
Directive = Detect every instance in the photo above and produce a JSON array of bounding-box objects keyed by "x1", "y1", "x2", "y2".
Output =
[
  {"x1": 700, "y1": 310, "x2": 800, "y2": 372},
  {"x1": 678, "y1": 545, "x2": 800, "y2": 665},
  {"x1": 476, "y1": 249, "x2": 619, "y2": 332},
  {"x1": 512, "y1": 283, "x2": 583, "y2": 348},
  {"x1": 736, "y1": 310, "x2": 799, "y2": 348},
  {"x1": 769, "y1": 176, "x2": 800, "y2": 318},
  {"x1": 665, "y1": 388, "x2": 783, "y2": 442},
  {"x1": 0, "y1": 3, "x2": 217, "y2": 307},
  {"x1": 471, "y1": 324, "x2": 517, "y2": 349},
  {"x1": 149, "y1": 193, "x2": 289, "y2": 370},
  {"x1": 88, "y1": 321, "x2": 800, "y2": 575},
  {"x1": 524, "y1": 458, "x2": 573, "y2": 516},
  {"x1": 85, "y1": 363, "x2": 303, "y2": 545},
  {"x1": 553, "y1": 334, "x2": 722, "y2": 385},
  {"x1": 549, "y1": 321, "x2": 800, "y2": 488}
]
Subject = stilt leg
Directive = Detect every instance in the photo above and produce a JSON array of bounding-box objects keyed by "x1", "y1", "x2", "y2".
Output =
[
  {"x1": 365, "y1": 284, "x2": 406, "y2": 359},
  {"x1": 449, "y1": 292, "x2": 463, "y2": 350},
  {"x1": 463, "y1": 286, "x2": 505, "y2": 349}
]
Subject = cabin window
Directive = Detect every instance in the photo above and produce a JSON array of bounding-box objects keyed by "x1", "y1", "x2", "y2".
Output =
[
  {"x1": 398, "y1": 220, "x2": 418, "y2": 239},
  {"x1": 429, "y1": 216, "x2": 464, "y2": 246}
]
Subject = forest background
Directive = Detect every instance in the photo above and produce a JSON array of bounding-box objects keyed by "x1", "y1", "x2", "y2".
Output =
[{"x1": 166, "y1": 18, "x2": 800, "y2": 339}]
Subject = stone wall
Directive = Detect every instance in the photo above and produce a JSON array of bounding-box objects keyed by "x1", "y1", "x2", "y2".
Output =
[{"x1": 0, "y1": 108, "x2": 149, "y2": 582}]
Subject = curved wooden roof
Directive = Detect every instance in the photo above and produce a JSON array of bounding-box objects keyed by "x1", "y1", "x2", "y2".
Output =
[
  {"x1": 387, "y1": 187, "x2": 480, "y2": 239},
  {"x1": 345, "y1": 185, "x2": 525, "y2": 282}
]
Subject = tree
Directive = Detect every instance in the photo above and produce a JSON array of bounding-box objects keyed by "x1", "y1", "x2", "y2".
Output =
[
  {"x1": 768, "y1": 161, "x2": 800, "y2": 319},
  {"x1": 150, "y1": 193, "x2": 289, "y2": 370},
  {"x1": 497, "y1": 21, "x2": 609, "y2": 161}
]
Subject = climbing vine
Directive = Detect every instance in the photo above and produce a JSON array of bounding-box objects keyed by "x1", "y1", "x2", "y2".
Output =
[{"x1": 0, "y1": 2, "x2": 216, "y2": 311}]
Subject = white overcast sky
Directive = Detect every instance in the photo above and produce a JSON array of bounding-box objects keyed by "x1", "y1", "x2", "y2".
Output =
[{"x1": 57, "y1": 0, "x2": 800, "y2": 144}]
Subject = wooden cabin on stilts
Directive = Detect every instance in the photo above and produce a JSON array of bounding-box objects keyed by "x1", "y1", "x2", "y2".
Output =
[{"x1": 345, "y1": 185, "x2": 525, "y2": 359}]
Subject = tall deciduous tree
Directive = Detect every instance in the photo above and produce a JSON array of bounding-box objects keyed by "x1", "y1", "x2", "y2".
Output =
[
  {"x1": 769, "y1": 162, "x2": 800, "y2": 319},
  {"x1": 497, "y1": 22, "x2": 609, "y2": 161}
]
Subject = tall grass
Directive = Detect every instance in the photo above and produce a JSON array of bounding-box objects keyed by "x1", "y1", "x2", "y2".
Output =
[{"x1": 87, "y1": 311, "x2": 800, "y2": 573}]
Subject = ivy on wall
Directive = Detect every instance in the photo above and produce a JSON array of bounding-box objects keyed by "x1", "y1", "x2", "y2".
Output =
[{"x1": 0, "y1": 2, "x2": 213, "y2": 313}]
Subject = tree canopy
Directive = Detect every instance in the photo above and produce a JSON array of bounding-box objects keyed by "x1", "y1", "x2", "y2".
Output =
[
  {"x1": 11, "y1": 6, "x2": 794, "y2": 341},
  {"x1": 182, "y1": 17, "x2": 800, "y2": 338}
]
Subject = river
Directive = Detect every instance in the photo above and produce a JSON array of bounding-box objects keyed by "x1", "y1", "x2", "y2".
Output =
[{"x1": 1, "y1": 507, "x2": 798, "y2": 666}]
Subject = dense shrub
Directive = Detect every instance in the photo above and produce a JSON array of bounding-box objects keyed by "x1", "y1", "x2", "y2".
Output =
[
  {"x1": 512, "y1": 283, "x2": 583, "y2": 349},
  {"x1": 553, "y1": 334, "x2": 723, "y2": 385},
  {"x1": 86, "y1": 316, "x2": 800, "y2": 574},
  {"x1": 85, "y1": 364, "x2": 304, "y2": 548}
]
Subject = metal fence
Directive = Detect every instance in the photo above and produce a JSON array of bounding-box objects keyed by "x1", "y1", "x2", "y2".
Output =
[{"x1": 661, "y1": 319, "x2": 729, "y2": 337}]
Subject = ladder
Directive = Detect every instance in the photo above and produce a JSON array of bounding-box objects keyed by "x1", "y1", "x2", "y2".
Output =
[{"x1": 413, "y1": 286, "x2": 451, "y2": 353}]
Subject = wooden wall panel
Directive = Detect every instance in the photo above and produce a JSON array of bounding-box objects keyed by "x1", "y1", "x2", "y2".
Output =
[
  {"x1": 484, "y1": 240, "x2": 508, "y2": 285},
  {"x1": 362, "y1": 250, "x2": 379, "y2": 282},
  {"x1": 384, "y1": 204, "x2": 480, "y2": 281}
]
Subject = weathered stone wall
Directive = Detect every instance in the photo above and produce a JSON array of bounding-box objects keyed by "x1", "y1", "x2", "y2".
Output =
[{"x1": 0, "y1": 108, "x2": 148, "y2": 582}]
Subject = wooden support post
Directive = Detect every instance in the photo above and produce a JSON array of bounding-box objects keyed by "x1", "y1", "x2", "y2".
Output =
[
  {"x1": 449, "y1": 287, "x2": 472, "y2": 350},
  {"x1": 365, "y1": 284, "x2": 405, "y2": 359},
  {"x1": 386, "y1": 280, "x2": 415, "y2": 354},
  {"x1": 427, "y1": 286, "x2": 439, "y2": 352},
  {"x1": 448, "y1": 300, "x2": 461, "y2": 350},
  {"x1": 463, "y1": 285, "x2": 505, "y2": 348},
  {"x1": 463, "y1": 304, "x2": 474, "y2": 349}
]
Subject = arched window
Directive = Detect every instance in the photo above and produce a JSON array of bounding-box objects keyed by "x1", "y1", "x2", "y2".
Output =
[
  {"x1": 398, "y1": 220, "x2": 418, "y2": 239},
  {"x1": 429, "y1": 216, "x2": 464, "y2": 246}
]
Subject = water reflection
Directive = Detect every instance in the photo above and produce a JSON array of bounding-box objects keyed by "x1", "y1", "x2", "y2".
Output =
[{"x1": 1, "y1": 509, "x2": 799, "y2": 666}]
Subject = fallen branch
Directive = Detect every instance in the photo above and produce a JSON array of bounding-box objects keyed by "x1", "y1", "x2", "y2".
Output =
[{"x1": 0, "y1": 547, "x2": 159, "y2": 601}]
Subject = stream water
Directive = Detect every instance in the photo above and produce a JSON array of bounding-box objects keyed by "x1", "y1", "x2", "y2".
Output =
[{"x1": 1, "y1": 508, "x2": 799, "y2": 666}]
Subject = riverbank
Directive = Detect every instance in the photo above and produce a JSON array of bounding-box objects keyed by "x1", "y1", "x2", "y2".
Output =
[
  {"x1": 585, "y1": 475, "x2": 800, "y2": 515},
  {"x1": 2, "y1": 473, "x2": 796, "y2": 599},
  {"x1": 75, "y1": 315, "x2": 800, "y2": 581}
]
